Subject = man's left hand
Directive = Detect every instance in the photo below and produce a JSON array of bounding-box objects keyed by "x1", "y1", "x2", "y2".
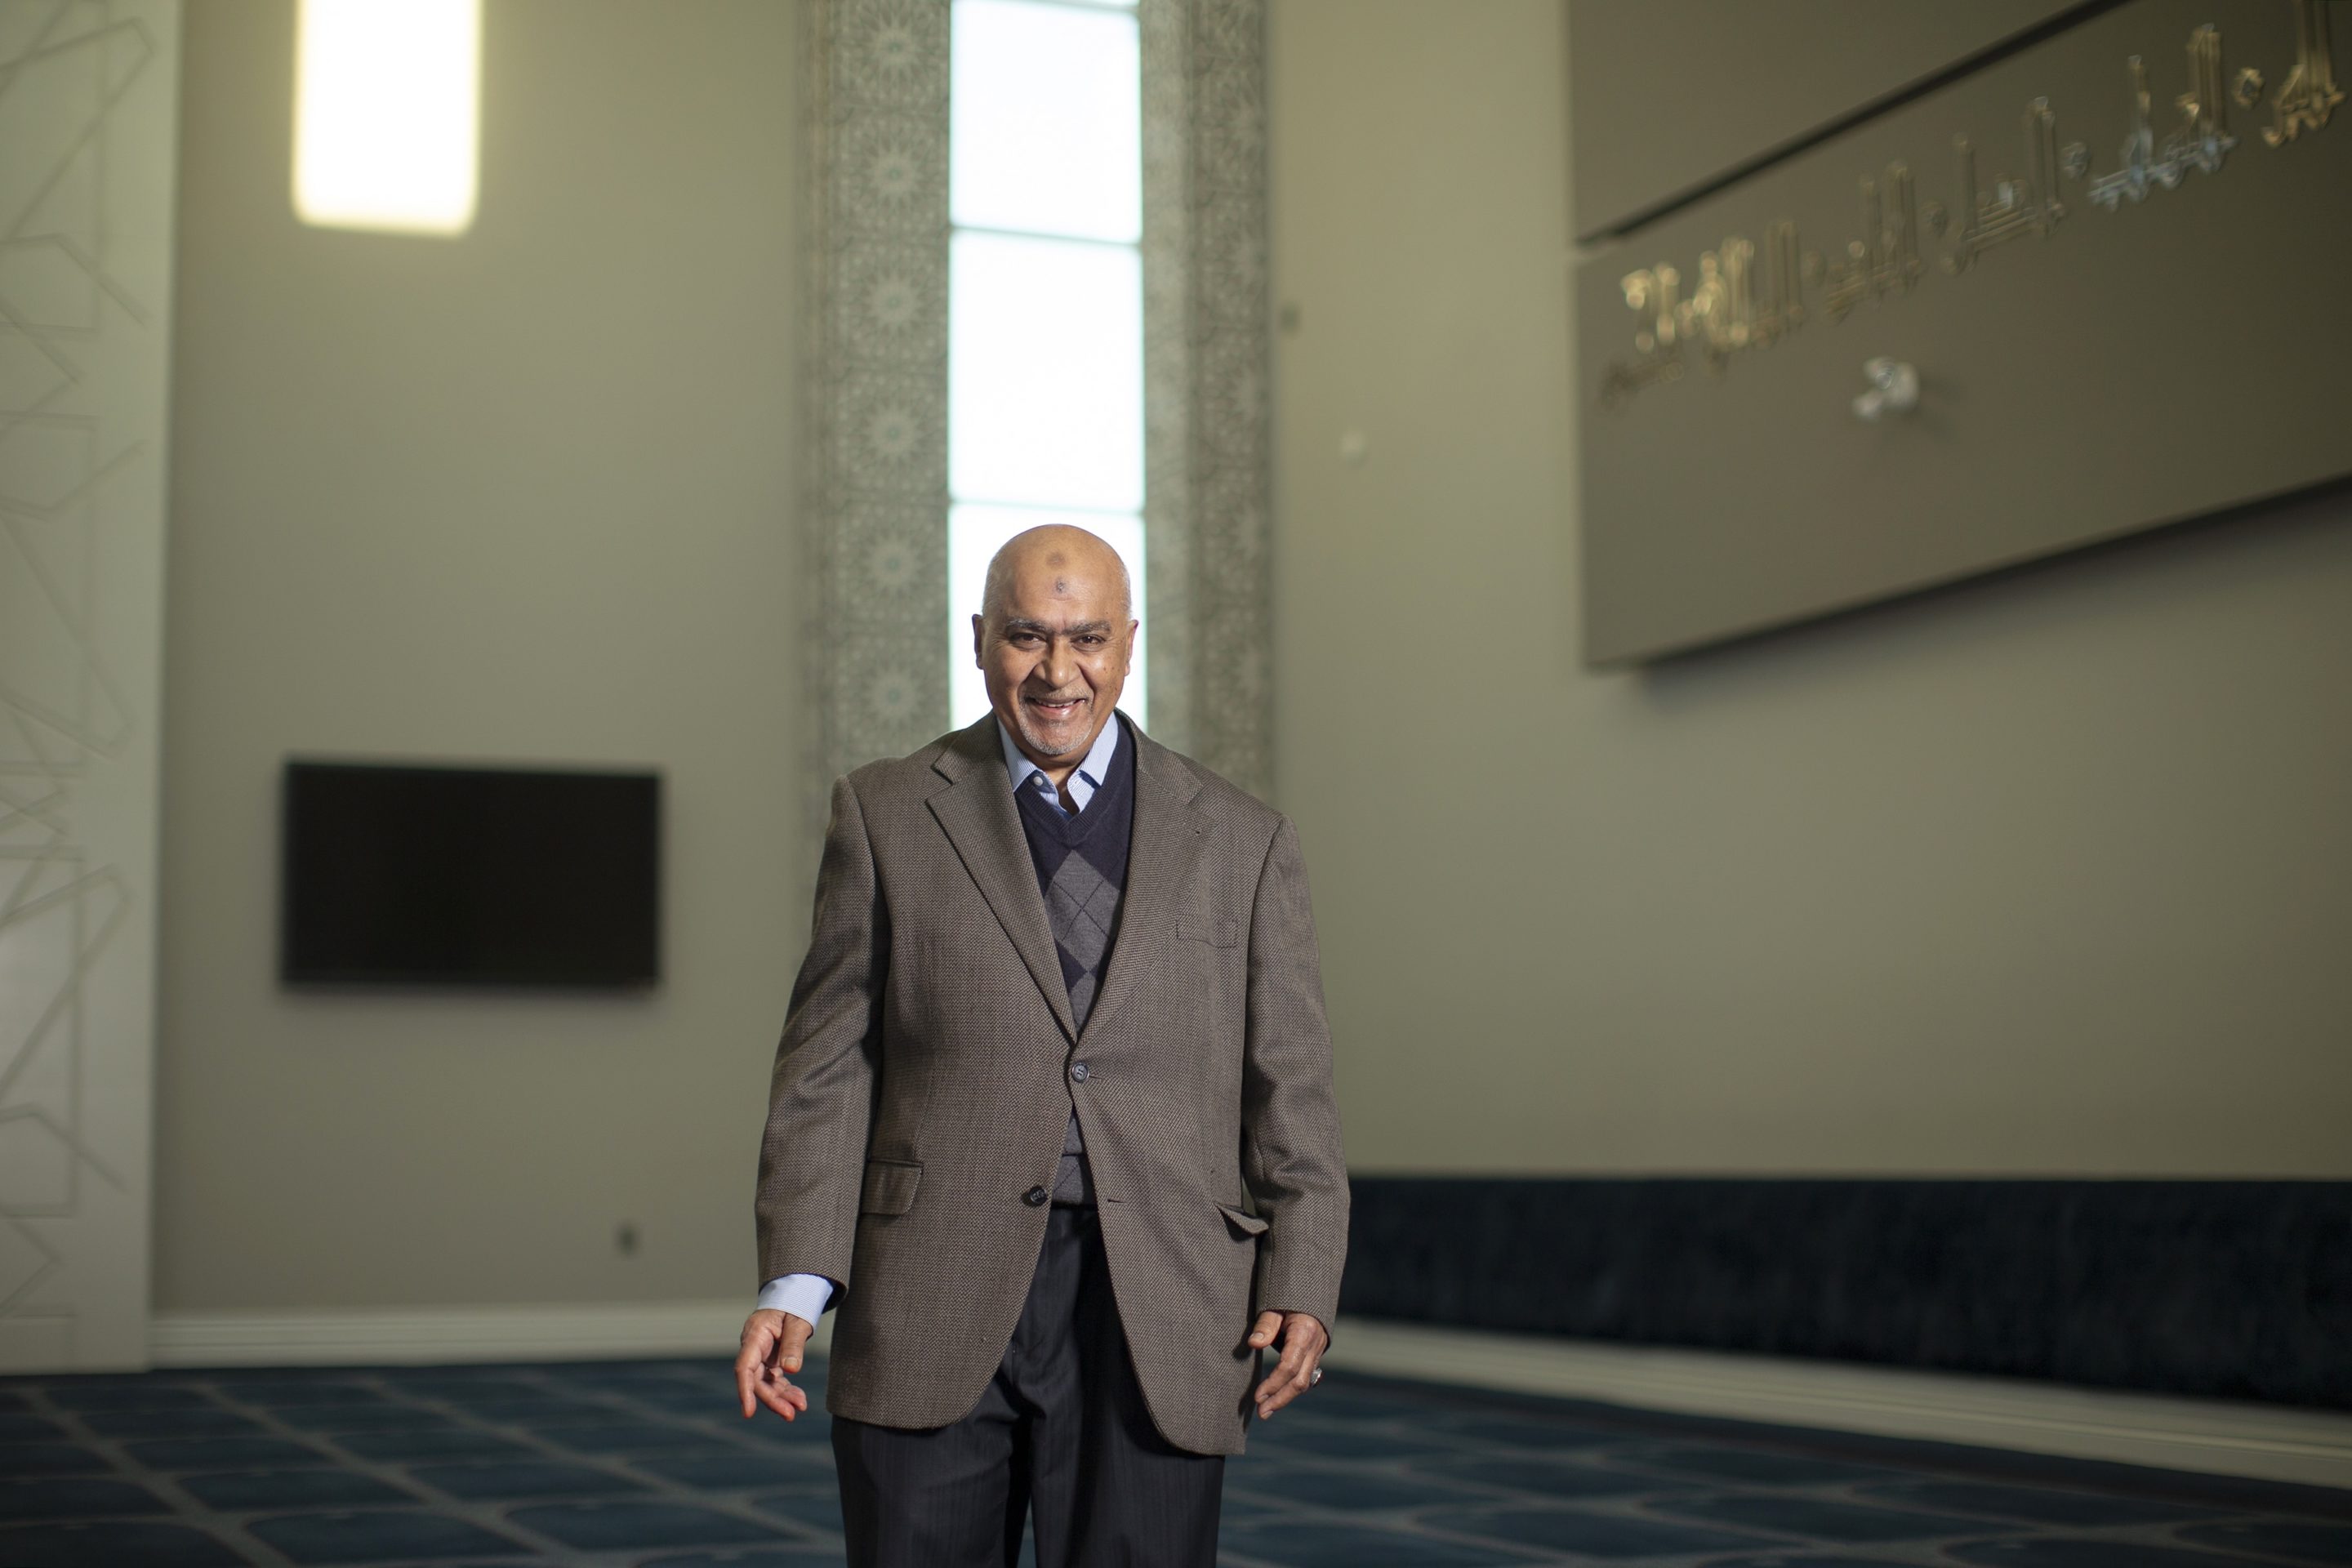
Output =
[{"x1": 1247, "y1": 1310, "x2": 1328, "y2": 1420}]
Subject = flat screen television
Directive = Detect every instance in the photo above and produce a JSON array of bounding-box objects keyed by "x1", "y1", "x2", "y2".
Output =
[{"x1": 281, "y1": 759, "x2": 661, "y2": 987}]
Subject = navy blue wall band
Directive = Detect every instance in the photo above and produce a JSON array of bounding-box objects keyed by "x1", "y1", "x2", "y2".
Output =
[{"x1": 1337, "y1": 1178, "x2": 2352, "y2": 1410}]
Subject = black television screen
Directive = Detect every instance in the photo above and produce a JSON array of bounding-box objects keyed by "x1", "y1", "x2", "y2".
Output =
[{"x1": 281, "y1": 760, "x2": 661, "y2": 987}]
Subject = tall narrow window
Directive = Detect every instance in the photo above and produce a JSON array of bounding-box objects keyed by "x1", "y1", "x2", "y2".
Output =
[
  {"x1": 294, "y1": 0, "x2": 481, "y2": 236},
  {"x1": 947, "y1": 0, "x2": 1147, "y2": 729}
]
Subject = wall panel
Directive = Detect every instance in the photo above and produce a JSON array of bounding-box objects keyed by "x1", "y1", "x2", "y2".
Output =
[
  {"x1": 1578, "y1": 0, "x2": 2352, "y2": 664},
  {"x1": 1567, "y1": 0, "x2": 2087, "y2": 238}
]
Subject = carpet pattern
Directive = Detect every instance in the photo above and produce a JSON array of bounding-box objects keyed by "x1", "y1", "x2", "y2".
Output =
[{"x1": 0, "y1": 1354, "x2": 2346, "y2": 1566}]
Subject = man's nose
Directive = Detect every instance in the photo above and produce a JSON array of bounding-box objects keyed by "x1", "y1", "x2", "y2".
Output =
[{"x1": 1040, "y1": 639, "x2": 1076, "y2": 689}]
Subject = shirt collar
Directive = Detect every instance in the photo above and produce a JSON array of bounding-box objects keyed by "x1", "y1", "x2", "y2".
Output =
[{"x1": 996, "y1": 710, "x2": 1122, "y2": 813}]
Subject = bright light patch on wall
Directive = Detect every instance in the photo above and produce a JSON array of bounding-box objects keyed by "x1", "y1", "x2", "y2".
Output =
[{"x1": 294, "y1": 0, "x2": 481, "y2": 236}]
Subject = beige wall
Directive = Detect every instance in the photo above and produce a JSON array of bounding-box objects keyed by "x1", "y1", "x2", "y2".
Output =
[
  {"x1": 152, "y1": 0, "x2": 2351, "y2": 1323},
  {"x1": 1267, "y1": 0, "x2": 2352, "y2": 1177},
  {"x1": 157, "y1": 0, "x2": 803, "y2": 1311}
]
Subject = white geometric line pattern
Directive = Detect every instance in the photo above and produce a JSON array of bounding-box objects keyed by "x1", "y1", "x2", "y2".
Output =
[{"x1": 0, "y1": 0, "x2": 176, "y2": 1371}]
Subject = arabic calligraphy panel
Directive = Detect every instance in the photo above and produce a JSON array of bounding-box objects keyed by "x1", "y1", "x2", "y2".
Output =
[{"x1": 1576, "y1": 0, "x2": 2352, "y2": 666}]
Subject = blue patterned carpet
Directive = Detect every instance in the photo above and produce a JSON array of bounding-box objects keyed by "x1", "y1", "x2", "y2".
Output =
[{"x1": 1, "y1": 1353, "x2": 2347, "y2": 1566}]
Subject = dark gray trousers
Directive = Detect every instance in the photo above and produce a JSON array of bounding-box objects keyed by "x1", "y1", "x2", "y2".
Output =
[{"x1": 831, "y1": 1205, "x2": 1224, "y2": 1568}]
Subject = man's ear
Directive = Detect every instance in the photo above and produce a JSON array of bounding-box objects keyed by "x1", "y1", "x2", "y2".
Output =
[{"x1": 971, "y1": 612, "x2": 986, "y2": 667}]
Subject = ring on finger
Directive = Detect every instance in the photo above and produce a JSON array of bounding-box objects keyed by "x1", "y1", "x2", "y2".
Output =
[{"x1": 1310, "y1": 1366, "x2": 1323, "y2": 1385}]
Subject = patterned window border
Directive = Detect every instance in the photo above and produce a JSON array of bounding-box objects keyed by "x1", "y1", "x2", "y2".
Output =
[{"x1": 801, "y1": 0, "x2": 1272, "y2": 833}]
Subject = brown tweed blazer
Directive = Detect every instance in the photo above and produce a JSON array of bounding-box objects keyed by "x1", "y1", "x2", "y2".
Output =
[{"x1": 755, "y1": 712, "x2": 1348, "y2": 1456}]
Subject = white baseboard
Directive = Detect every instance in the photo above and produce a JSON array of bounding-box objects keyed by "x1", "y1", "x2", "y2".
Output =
[
  {"x1": 1321, "y1": 1317, "x2": 2352, "y2": 1490},
  {"x1": 150, "y1": 1299, "x2": 835, "y2": 1369}
]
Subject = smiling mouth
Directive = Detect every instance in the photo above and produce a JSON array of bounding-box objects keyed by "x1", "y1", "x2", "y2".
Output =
[{"x1": 1025, "y1": 694, "x2": 1087, "y2": 720}]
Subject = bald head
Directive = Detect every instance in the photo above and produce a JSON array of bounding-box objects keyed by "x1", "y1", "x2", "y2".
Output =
[
  {"x1": 973, "y1": 524, "x2": 1137, "y2": 766},
  {"x1": 980, "y1": 524, "x2": 1132, "y2": 629}
]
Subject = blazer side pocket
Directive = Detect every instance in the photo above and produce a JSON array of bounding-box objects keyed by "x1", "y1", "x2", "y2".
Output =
[
  {"x1": 1216, "y1": 1202, "x2": 1269, "y2": 1237},
  {"x1": 1178, "y1": 916, "x2": 1241, "y2": 948},
  {"x1": 859, "y1": 1159, "x2": 923, "y2": 1217}
]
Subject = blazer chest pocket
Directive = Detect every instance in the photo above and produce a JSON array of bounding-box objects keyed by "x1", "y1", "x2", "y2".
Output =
[
  {"x1": 1177, "y1": 916, "x2": 1241, "y2": 948},
  {"x1": 859, "y1": 1159, "x2": 922, "y2": 1217}
]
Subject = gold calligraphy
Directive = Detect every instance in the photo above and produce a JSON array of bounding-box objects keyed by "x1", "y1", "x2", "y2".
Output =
[
  {"x1": 1599, "y1": 5, "x2": 2336, "y2": 411},
  {"x1": 1948, "y1": 99, "x2": 2065, "y2": 269},
  {"x1": 2087, "y1": 25, "x2": 2235, "y2": 208},
  {"x1": 1822, "y1": 163, "x2": 1924, "y2": 317},
  {"x1": 2263, "y1": 0, "x2": 2343, "y2": 144}
]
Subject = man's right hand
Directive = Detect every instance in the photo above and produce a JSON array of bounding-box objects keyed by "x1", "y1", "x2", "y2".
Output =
[{"x1": 735, "y1": 1309, "x2": 815, "y2": 1420}]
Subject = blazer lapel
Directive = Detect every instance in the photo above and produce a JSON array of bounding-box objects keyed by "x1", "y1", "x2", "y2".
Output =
[
  {"x1": 1079, "y1": 722, "x2": 1209, "y2": 1048},
  {"x1": 928, "y1": 716, "x2": 1077, "y2": 1042}
]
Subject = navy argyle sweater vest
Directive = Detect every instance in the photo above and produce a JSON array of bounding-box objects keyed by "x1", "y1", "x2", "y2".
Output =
[{"x1": 1011, "y1": 715, "x2": 1135, "y2": 1204}]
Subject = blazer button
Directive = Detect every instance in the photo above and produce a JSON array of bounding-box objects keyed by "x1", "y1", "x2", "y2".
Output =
[
  {"x1": 1069, "y1": 1062, "x2": 1089, "y2": 1082},
  {"x1": 1022, "y1": 1185, "x2": 1049, "y2": 1207}
]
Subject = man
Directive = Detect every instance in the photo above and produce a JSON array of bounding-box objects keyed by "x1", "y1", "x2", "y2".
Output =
[{"x1": 735, "y1": 523, "x2": 1348, "y2": 1567}]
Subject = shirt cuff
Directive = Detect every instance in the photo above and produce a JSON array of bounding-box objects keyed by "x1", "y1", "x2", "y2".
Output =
[{"x1": 757, "y1": 1272, "x2": 835, "y2": 1324}]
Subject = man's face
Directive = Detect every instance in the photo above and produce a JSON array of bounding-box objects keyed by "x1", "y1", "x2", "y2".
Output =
[{"x1": 973, "y1": 555, "x2": 1134, "y2": 763}]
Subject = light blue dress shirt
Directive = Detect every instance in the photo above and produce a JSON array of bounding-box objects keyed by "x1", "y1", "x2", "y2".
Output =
[{"x1": 757, "y1": 714, "x2": 1125, "y2": 1325}]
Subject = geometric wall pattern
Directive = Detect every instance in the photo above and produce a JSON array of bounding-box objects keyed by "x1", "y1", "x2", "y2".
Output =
[
  {"x1": 1141, "y1": 0, "x2": 1274, "y2": 797},
  {"x1": 0, "y1": 0, "x2": 178, "y2": 1370},
  {"x1": 800, "y1": 0, "x2": 956, "y2": 829},
  {"x1": 800, "y1": 0, "x2": 1274, "y2": 825}
]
